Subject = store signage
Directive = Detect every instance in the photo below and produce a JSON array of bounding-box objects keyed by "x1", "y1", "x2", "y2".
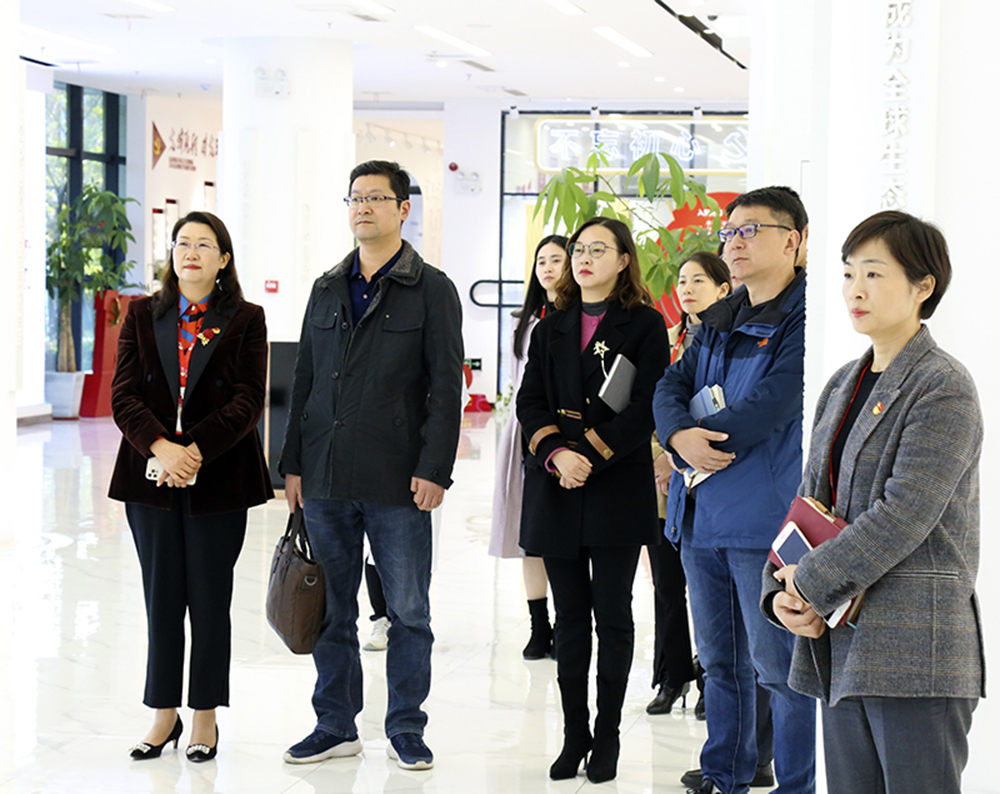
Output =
[
  {"x1": 534, "y1": 116, "x2": 749, "y2": 174},
  {"x1": 880, "y1": 0, "x2": 913, "y2": 209}
]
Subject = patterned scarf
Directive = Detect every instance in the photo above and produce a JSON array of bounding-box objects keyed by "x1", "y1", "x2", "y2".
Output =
[{"x1": 176, "y1": 294, "x2": 210, "y2": 434}]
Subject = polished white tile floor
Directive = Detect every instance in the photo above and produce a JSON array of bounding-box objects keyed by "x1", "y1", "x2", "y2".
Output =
[{"x1": 4, "y1": 414, "x2": 708, "y2": 793}]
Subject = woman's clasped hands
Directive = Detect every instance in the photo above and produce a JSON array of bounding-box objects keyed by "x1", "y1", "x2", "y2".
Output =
[
  {"x1": 552, "y1": 449, "x2": 592, "y2": 489},
  {"x1": 150, "y1": 438, "x2": 203, "y2": 488}
]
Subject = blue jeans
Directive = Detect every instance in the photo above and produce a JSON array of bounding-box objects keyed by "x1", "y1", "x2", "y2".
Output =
[
  {"x1": 681, "y1": 540, "x2": 816, "y2": 794},
  {"x1": 303, "y1": 498, "x2": 433, "y2": 739}
]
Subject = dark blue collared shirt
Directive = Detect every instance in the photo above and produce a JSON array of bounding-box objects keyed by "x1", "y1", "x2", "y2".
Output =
[{"x1": 349, "y1": 245, "x2": 403, "y2": 325}]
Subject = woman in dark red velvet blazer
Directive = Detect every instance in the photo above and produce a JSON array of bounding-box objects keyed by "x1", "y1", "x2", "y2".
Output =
[{"x1": 109, "y1": 211, "x2": 272, "y2": 763}]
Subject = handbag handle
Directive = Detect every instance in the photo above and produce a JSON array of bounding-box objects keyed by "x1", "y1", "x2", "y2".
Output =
[{"x1": 286, "y1": 507, "x2": 319, "y2": 565}]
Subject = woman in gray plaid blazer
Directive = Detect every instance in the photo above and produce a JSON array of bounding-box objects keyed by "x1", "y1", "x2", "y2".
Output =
[{"x1": 762, "y1": 211, "x2": 984, "y2": 794}]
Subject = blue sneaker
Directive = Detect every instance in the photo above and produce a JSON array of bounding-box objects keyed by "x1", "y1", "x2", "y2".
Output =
[
  {"x1": 387, "y1": 733, "x2": 434, "y2": 770},
  {"x1": 283, "y1": 729, "x2": 362, "y2": 764}
]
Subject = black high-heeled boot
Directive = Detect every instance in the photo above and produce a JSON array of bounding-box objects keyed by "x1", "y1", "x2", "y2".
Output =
[
  {"x1": 587, "y1": 733, "x2": 620, "y2": 783},
  {"x1": 549, "y1": 733, "x2": 592, "y2": 780},
  {"x1": 523, "y1": 598, "x2": 553, "y2": 659},
  {"x1": 129, "y1": 715, "x2": 183, "y2": 760}
]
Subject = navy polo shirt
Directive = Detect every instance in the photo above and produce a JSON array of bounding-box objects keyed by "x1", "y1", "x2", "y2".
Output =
[{"x1": 349, "y1": 245, "x2": 403, "y2": 325}]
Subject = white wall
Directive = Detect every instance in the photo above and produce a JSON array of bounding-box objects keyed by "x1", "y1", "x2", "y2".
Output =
[{"x1": 2, "y1": 2, "x2": 21, "y2": 440}]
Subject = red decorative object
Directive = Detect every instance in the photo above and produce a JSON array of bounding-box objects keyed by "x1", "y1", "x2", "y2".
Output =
[
  {"x1": 265, "y1": 280, "x2": 279, "y2": 293},
  {"x1": 80, "y1": 291, "x2": 142, "y2": 417},
  {"x1": 464, "y1": 393, "x2": 493, "y2": 413}
]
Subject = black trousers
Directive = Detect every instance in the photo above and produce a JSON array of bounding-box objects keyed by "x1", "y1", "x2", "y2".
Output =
[
  {"x1": 126, "y1": 493, "x2": 246, "y2": 710},
  {"x1": 648, "y1": 528, "x2": 695, "y2": 688},
  {"x1": 365, "y1": 561, "x2": 388, "y2": 621},
  {"x1": 544, "y1": 545, "x2": 642, "y2": 739}
]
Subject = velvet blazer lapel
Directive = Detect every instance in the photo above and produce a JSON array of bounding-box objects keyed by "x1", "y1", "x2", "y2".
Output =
[
  {"x1": 153, "y1": 305, "x2": 180, "y2": 402},
  {"x1": 184, "y1": 303, "x2": 233, "y2": 403}
]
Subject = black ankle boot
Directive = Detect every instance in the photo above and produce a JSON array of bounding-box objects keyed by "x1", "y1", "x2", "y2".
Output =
[
  {"x1": 523, "y1": 598, "x2": 553, "y2": 659},
  {"x1": 549, "y1": 734, "x2": 592, "y2": 780},
  {"x1": 586, "y1": 732, "x2": 619, "y2": 783}
]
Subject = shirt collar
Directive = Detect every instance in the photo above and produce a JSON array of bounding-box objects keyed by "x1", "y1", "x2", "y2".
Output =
[
  {"x1": 179, "y1": 292, "x2": 211, "y2": 316},
  {"x1": 351, "y1": 245, "x2": 405, "y2": 281}
]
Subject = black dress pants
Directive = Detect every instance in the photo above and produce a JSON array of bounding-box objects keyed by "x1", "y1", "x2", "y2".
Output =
[
  {"x1": 544, "y1": 545, "x2": 642, "y2": 739},
  {"x1": 127, "y1": 493, "x2": 246, "y2": 709},
  {"x1": 648, "y1": 527, "x2": 695, "y2": 689}
]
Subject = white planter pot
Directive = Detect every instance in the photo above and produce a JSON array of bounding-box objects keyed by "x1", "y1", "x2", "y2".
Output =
[{"x1": 45, "y1": 371, "x2": 87, "y2": 419}]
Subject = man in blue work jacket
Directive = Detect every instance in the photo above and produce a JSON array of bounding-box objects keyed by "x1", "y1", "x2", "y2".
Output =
[{"x1": 653, "y1": 186, "x2": 815, "y2": 794}]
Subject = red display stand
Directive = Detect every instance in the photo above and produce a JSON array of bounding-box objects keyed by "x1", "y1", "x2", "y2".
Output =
[{"x1": 80, "y1": 291, "x2": 141, "y2": 417}]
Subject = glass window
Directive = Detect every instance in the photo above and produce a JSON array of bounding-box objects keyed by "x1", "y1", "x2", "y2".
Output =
[
  {"x1": 46, "y1": 86, "x2": 68, "y2": 149},
  {"x1": 82, "y1": 159, "x2": 105, "y2": 190},
  {"x1": 83, "y1": 88, "x2": 104, "y2": 153}
]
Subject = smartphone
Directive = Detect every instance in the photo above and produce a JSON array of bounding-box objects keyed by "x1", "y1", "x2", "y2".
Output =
[
  {"x1": 145, "y1": 456, "x2": 197, "y2": 485},
  {"x1": 771, "y1": 520, "x2": 850, "y2": 628},
  {"x1": 771, "y1": 521, "x2": 812, "y2": 566}
]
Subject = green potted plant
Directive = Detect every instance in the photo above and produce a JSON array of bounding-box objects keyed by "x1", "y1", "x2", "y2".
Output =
[
  {"x1": 45, "y1": 182, "x2": 139, "y2": 418},
  {"x1": 534, "y1": 150, "x2": 724, "y2": 308}
]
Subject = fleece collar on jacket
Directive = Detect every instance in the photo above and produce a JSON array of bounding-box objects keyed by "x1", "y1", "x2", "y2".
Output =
[
  {"x1": 699, "y1": 266, "x2": 805, "y2": 334},
  {"x1": 321, "y1": 239, "x2": 424, "y2": 288}
]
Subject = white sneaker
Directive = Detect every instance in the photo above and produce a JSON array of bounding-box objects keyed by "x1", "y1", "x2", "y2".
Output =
[{"x1": 363, "y1": 617, "x2": 390, "y2": 651}]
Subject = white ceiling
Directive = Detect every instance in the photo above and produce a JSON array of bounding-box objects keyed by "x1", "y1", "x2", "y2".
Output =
[{"x1": 20, "y1": 0, "x2": 750, "y2": 104}]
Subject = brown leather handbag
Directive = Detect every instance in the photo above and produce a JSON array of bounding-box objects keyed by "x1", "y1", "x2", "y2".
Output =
[{"x1": 266, "y1": 508, "x2": 325, "y2": 654}]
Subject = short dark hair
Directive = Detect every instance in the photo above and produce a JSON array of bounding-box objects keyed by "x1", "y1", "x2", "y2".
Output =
[
  {"x1": 349, "y1": 160, "x2": 410, "y2": 200},
  {"x1": 153, "y1": 211, "x2": 243, "y2": 319},
  {"x1": 555, "y1": 217, "x2": 652, "y2": 311},
  {"x1": 726, "y1": 185, "x2": 809, "y2": 234},
  {"x1": 841, "y1": 210, "x2": 951, "y2": 319}
]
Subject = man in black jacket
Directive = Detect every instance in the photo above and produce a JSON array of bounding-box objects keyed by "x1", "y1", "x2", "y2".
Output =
[{"x1": 280, "y1": 160, "x2": 463, "y2": 771}]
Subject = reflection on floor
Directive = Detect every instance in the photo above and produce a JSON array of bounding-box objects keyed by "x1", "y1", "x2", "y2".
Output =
[{"x1": 3, "y1": 415, "x2": 706, "y2": 793}]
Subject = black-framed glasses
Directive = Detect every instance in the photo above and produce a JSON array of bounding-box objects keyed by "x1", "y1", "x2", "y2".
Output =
[
  {"x1": 172, "y1": 241, "x2": 219, "y2": 253},
  {"x1": 569, "y1": 242, "x2": 619, "y2": 259},
  {"x1": 717, "y1": 223, "x2": 792, "y2": 243},
  {"x1": 343, "y1": 195, "x2": 403, "y2": 207}
]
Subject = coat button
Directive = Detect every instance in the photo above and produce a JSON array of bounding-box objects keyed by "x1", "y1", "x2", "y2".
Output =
[
  {"x1": 341, "y1": 321, "x2": 349, "y2": 330},
  {"x1": 334, "y1": 420, "x2": 344, "y2": 429},
  {"x1": 393, "y1": 417, "x2": 403, "y2": 427},
  {"x1": 302, "y1": 411, "x2": 308, "y2": 420},
  {"x1": 332, "y1": 371, "x2": 340, "y2": 379}
]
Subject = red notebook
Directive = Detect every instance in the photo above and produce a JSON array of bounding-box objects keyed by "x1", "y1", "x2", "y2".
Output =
[{"x1": 769, "y1": 496, "x2": 864, "y2": 627}]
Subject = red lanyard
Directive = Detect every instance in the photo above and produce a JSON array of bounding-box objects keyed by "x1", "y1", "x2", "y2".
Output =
[
  {"x1": 827, "y1": 361, "x2": 872, "y2": 505},
  {"x1": 670, "y1": 327, "x2": 688, "y2": 365}
]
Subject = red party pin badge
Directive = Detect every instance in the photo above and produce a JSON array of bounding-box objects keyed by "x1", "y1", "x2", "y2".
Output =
[{"x1": 873, "y1": 401, "x2": 884, "y2": 415}]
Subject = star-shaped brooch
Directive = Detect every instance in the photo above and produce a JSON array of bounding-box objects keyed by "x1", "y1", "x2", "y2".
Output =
[{"x1": 593, "y1": 340, "x2": 609, "y2": 357}]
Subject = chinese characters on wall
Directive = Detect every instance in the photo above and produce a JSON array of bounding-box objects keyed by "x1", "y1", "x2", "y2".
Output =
[{"x1": 880, "y1": 0, "x2": 913, "y2": 209}]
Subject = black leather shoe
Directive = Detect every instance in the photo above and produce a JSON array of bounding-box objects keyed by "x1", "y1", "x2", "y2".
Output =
[
  {"x1": 129, "y1": 715, "x2": 183, "y2": 760},
  {"x1": 681, "y1": 763, "x2": 775, "y2": 789},
  {"x1": 522, "y1": 623, "x2": 553, "y2": 660},
  {"x1": 549, "y1": 735, "x2": 591, "y2": 780},
  {"x1": 186, "y1": 725, "x2": 219, "y2": 763},
  {"x1": 646, "y1": 680, "x2": 690, "y2": 715},
  {"x1": 694, "y1": 691, "x2": 706, "y2": 720}
]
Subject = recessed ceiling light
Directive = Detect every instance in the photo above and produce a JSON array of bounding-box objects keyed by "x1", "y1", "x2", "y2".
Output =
[
  {"x1": 618, "y1": 61, "x2": 630, "y2": 68},
  {"x1": 415, "y1": 25, "x2": 490, "y2": 58},
  {"x1": 434, "y1": 59, "x2": 448, "y2": 68},
  {"x1": 674, "y1": 86, "x2": 685, "y2": 93},
  {"x1": 123, "y1": 0, "x2": 174, "y2": 11},
  {"x1": 205, "y1": 58, "x2": 217, "y2": 65},
  {"x1": 544, "y1": 0, "x2": 584, "y2": 14},
  {"x1": 352, "y1": 0, "x2": 395, "y2": 15},
  {"x1": 593, "y1": 26, "x2": 652, "y2": 58},
  {"x1": 653, "y1": 76, "x2": 665, "y2": 82}
]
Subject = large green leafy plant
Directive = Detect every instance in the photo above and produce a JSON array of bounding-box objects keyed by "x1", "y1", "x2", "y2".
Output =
[
  {"x1": 534, "y1": 150, "x2": 723, "y2": 301},
  {"x1": 46, "y1": 183, "x2": 138, "y2": 372}
]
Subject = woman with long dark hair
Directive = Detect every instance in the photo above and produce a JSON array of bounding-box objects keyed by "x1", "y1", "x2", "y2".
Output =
[
  {"x1": 647, "y1": 252, "x2": 731, "y2": 715},
  {"x1": 517, "y1": 217, "x2": 668, "y2": 783},
  {"x1": 764, "y1": 211, "x2": 983, "y2": 793},
  {"x1": 109, "y1": 211, "x2": 273, "y2": 763},
  {"x1": 489, "y1": 235, "x2": 568, "y2": 659}
]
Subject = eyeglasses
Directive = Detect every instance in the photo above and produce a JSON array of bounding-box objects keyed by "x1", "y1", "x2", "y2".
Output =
[
  {"x1": 717, "y1": 223, "x2": 792, "y2": 243},
  {"x1": 172, "y1": 241, "x2": 219, "y2": 253},
  {"x1": 569, "y1": 242, "x2": 619, "y2": 259},
  {"x1": 343, "y1": 195, "x2": 403, "y2": 207}
]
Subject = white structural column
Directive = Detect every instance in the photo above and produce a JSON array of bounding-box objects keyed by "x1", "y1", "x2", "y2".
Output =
[
  {"x1": 220, "y1": 38, "x2": 355, "y2": 342},
  {"x1": 749, "y1": 2, "x2": 1000, "y2": 792},
  {"x1": 1, "y1": 2, "x2": 22, "y2": 445}
]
